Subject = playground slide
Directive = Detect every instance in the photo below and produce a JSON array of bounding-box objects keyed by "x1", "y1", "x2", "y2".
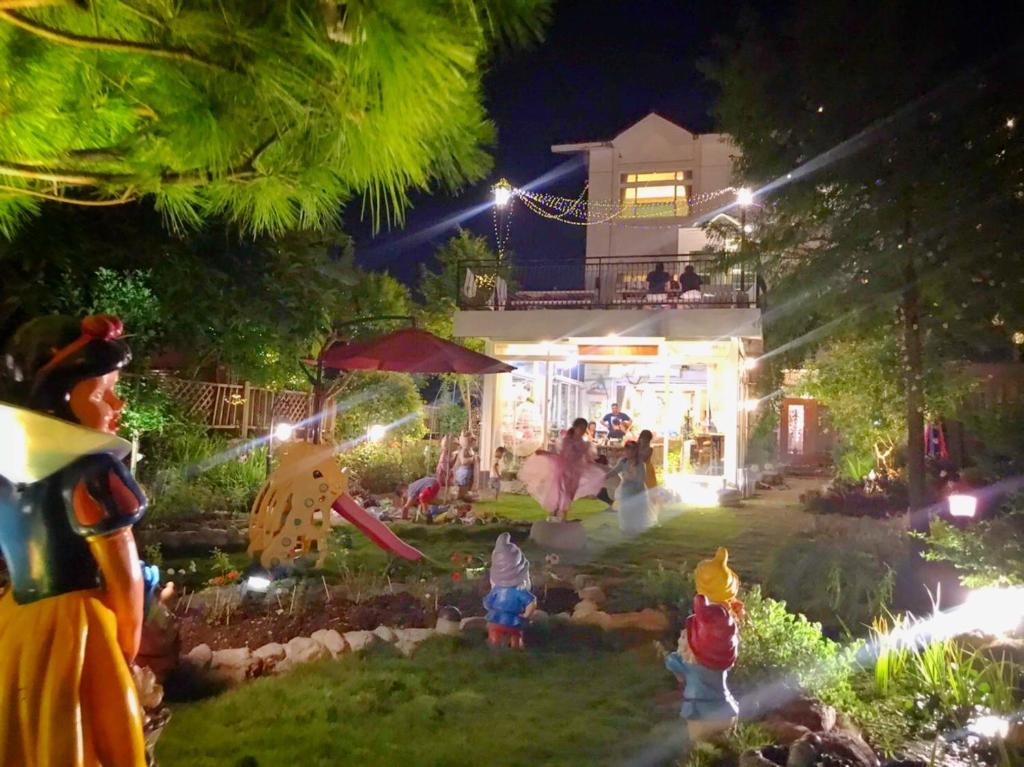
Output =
[{"x1": 331, "y1": 495, "x2": 424, "y2": 561}]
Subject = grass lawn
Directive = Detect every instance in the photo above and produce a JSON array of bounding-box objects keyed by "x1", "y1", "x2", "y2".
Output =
[
  {"x1": 158, "y1": 633, "x2": 673, "y2": 767},
  {"x1": 156, "y1": 480, "x2": 912, "y2": 766}
]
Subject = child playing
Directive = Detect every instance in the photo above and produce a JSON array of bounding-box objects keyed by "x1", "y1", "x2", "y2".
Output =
[
  {"x1": 637, "y1": 429, "x2": 658, "y2": 490},
  {"x1": 398, "y1": 475, "x2": 441, "y2": 521},
  {"x1": 607, "y1": 441, "x2": 650, "y2": 533},
  {"x1": 490, "y1": 446, "x2": 507, "y2": 499},
  {"x1": 453, "y1": 433, "x2": 477, "y2": 501},
  {"x1": 518, "y1": 417, "x2": 606, "y2": 521}
]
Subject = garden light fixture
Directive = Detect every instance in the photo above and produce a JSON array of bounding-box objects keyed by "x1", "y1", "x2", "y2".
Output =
[
  {"x1": 273, "y1": 422, "x2": 294, "y2": 442},
  {"x1": 948, "y1": 493, "x2": 977, "y2": 518},
  {"x1": 367, "y1": 424, "x2": 388, "y2": 443},
  {"x1": 968, "y1": 715, "x2": 1010, "y2": 739},
  {"x1": 735, "y1": 187, "x2": 754, "y2": 207},
  {"x1": 246, "y1": 575, "x2": 272, "y2": 593}
]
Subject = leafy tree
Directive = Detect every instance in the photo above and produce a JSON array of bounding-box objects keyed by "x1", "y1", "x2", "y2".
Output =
[
  {"x1": 705, "y1": 0, "x2": 1024, "y2": 524},
  {"x1": 800, "y1": 334, "x2": 964, "y2": 477},
  {"x1": 923, "y1": 497, "x2": 1024, "y2": 587},
  {"x1": 0, "y1": 0, "x2": 549, "y2": 237},
  {"x1": 0, "y1": 204, "x2": 417, "y2": 387},
  {"x1": 333, "y1": 372, "x2": 424, "y2": 442}
]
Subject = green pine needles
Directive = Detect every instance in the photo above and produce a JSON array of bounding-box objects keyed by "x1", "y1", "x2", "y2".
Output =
[{"x1": 0, "y1": 0, "x2": 550, "y2": 238}]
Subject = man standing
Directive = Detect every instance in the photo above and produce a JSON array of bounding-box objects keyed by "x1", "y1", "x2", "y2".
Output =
[{"x1": 601, "y1": 402, "x2": 633, "y2": 440}]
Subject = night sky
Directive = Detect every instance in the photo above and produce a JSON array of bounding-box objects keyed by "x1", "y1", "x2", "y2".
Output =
[{"x1": 348, "y1": 0, "x2": 764, "y2": 285}]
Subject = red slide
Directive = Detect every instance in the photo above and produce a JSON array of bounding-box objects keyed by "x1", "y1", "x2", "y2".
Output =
[{"x1": 331, "y1": 495, "x2": 424, "y2": 561}]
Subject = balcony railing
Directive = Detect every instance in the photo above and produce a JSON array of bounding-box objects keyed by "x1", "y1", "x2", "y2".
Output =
[{"x1": 457, "y1": 255, "x2": 762, "y2": 310}]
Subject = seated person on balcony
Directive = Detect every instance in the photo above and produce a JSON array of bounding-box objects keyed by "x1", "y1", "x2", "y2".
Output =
[
  {"x1": 679, "y1": 264, "x2": 703, "y2": 293},
  {"x1": 646, "y1": 263, "x2": 671, "y2": 293},
  {"x1": 602, "y1": 403, "x2": 633, "y2": 440}
]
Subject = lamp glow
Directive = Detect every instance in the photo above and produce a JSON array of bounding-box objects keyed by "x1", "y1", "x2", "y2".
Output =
[
  {"x1": 742, "y1": 357, "x2": 758, "y2": 371},
  {"x1": 742, "y1": 399, "x2": 759, "y2": 412},
  {"x1": 735, "y1": 187, "x2": 755, "y2": 207},
  {"x1": 493, "y1": 179, "x2": 513, "y2": 208},
  {"x1": 969, "y1": 715, "x2": 1010, "y2": 739},
  {"x1": 948, "y1": 493, "x2": 977, "y2": 518},
  {"x1": 367, "y1": 424, "x2": 388, "y2": 443},
  {"x1": 273, "y1": 422, "x2": 294, "y2": 442},
  {"x1": 246, "y1": 575, "x2": 271, "y2": 593}
]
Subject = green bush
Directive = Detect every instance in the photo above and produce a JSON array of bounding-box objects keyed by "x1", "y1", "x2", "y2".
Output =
[
  {"x1": 338, "y1": 439, "x2": 442, "y2": 494},
  {"x1": 333, "y1": 372, "x2": 425, "y2": 442},
  {"x1": 922, "y1": 494, "x2": 1024, "y2": 587},
  {"x1": 733, "y1": 586, "x2": 857, "y2": 710},
  {"x1": 141, "y1": 419, "x2": 268, "y2": 520},
  {"x1": 764, "y1": 540, "x2": 895, "y2": 629}
]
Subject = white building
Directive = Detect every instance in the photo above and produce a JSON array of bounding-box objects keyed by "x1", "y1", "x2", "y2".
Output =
[{"x1": 455, "y1": 114, "x2": 762, "y2": 499}]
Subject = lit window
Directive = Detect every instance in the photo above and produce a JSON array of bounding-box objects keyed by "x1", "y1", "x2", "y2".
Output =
[{"x1": 620, "y1": 171, "x2": 692, "y2": 217}]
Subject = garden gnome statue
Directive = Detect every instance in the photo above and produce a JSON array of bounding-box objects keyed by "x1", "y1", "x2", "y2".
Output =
[
  {"x1": 0, "y1": 314, "x2": 149, "y2": 766},
  {"x1": 665, "y1": 594, "x2": 740, "y2": 742},
  {"x1": 483, "y1": 532, "x2": 537, "y2": 648},
  {"x1": 694, "y1": 546, "x2": 744, "y2": 619}
]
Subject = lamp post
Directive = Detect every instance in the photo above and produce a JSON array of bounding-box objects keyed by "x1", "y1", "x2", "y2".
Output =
[
  {"x1": 492, "y1": 179, "x2": 513, "y2": 309},
  {"x1": 735, "y1": 188, "x2": 754, "y2": 296}
]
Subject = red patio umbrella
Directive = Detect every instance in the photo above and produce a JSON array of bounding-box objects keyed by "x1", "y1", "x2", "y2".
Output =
[{"x1": 318, "y1": 327, "x2": 514, "y2": 374}]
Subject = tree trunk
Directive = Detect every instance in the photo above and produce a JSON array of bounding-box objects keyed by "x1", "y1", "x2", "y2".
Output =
[{"x1": 903, "y1": 250, "x2": 927, "y2": 531}]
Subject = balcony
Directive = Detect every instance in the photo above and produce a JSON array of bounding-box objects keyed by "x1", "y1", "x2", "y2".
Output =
[{"x1": 457, "y1": 255, "x2": 761, "y2": 311}]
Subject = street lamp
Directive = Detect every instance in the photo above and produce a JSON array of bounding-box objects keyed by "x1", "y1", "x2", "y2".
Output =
[
  {"x1": 735, "y1": 187, "x2": 755, "y2": 302},
  {"x1": 492, "y1": 178, "x2": 513, "y2": 208}
]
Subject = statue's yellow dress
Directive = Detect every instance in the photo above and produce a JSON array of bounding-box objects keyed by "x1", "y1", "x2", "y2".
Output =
[{"x1": 0, "y1": 451, "x2": 146, "y2": 767}]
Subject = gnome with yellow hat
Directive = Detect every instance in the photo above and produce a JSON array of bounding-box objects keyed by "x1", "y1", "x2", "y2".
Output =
[{"x1": 694, "y1": 547, "x2": 744, "y2": 621}]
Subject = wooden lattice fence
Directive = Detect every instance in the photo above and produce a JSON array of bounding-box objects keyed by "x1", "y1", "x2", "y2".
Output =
[{"x1": 149, "y1": 375, "x2": 330, "y2": 437}]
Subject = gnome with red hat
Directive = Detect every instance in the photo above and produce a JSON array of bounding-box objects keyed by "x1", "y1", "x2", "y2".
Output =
[{"x1": 665, "y1": 593, "x2": 740, "y2": 742}]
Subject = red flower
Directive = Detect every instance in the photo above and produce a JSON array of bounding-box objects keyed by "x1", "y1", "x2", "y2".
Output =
[
  {"x1": 226, "y1": 570, "x2": 240, "y2": 581},
  {"x1": 451, "y1": 572, "x2": 463, "y2": 582},
  {"x1": 210, "y1": 576, "x2": 225, "y2": 586}
]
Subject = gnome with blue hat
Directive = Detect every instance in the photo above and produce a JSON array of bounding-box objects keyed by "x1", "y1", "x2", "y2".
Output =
[{"x1": 483, "y1": 532, "x2": 537, "y2": 648}]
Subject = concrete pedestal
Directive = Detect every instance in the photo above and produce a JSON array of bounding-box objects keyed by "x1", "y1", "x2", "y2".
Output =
[{"x1": 529, "y1": 519, "x2": 587, "y2": 551}]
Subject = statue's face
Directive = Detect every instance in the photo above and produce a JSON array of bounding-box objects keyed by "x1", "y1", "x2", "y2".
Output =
[{"x1": 69, "y1": 371, "x2": 123, "y2": 433}]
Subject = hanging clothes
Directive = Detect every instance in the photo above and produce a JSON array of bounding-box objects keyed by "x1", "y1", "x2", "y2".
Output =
[{"x1": 463, "y1": 268, "x2": 477, "y2": 299}]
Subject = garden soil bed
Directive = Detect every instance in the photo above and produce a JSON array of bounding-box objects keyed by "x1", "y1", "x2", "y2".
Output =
[
  {"x1": 177, "y1": 591, "x2": 429, "y2": 650},
  {"x1": 177, "y1": 585, "x2": 584, "y2": 651}
]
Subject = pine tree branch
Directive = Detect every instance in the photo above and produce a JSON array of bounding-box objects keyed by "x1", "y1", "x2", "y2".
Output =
[
  {"x1": 0, "y1": 1, "x2": 72, "y2": 9},
  {"x1": 0, "y1": 161, "x2": 134, "y2": 186},
  {"x1": 0, "y1": 184, "x2": 136, "y2": 206},
  {"x1": 0, "y1": 10, "x2": 231, "y2": 71}
]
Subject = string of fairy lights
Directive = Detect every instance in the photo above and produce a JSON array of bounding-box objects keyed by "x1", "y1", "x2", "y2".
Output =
[{"x1": 489, "y1": 179, "x2": 752, "y2": 256}]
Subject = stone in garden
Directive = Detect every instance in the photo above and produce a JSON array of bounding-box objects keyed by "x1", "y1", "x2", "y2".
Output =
[
  {"x1": 814, "y1": 731, "x2": 879, "y2": 767},
  {"x1": 632, "y1": 608, "x2": 670, "y2": 632},
  {"x1": 285, "y1": 636, "x2": 329, "y2": 665},
  {"x1": 373, "y1": 625, "x2": 398, "y2": 643},
  {"x1": 530, "y1": 519, "x2": 587, "y2": 551},
  {"x1": 578, "y1": 586, "x2": 607, "y2": 604},
  {"x1": 394, "y1": 628, "x2": 435, "y2": 644},
  {"x1": 1007, "y1": 721, "x2": 1024, "y2": 749},
  {"x1": 209, "y1": 647, "x2": 252, "y2": 685},
  {"x1": 310, "y1": 629, "x2": 347, "y2": 657},
  {"x1": 762, "y1": 720, "x2": 812, "y2": 745},
  {"x1": 459, "y1": 616, "x2": 488, "y2": 632},
  {"x1": 572, "y1": 599, "x2": 600, "y2": 619},
  {"x1": 530, "y1": 609, "x2": 549, "y2": 624},
  {"x1": 768, "y1": 694, "x2": 837, "y2": 734},
  {"x1": 343, "y1": 630, "x2": 378, "y2": 652},
  {"x1": 786, "y1": 733, "x2": 819, "y2": 767},
  {"x1": 184, "y1": 643, "x2": 213, "y2": 670},
  {"x1": 253, "y1": 642, "x2": 286, "y2": 664}
]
